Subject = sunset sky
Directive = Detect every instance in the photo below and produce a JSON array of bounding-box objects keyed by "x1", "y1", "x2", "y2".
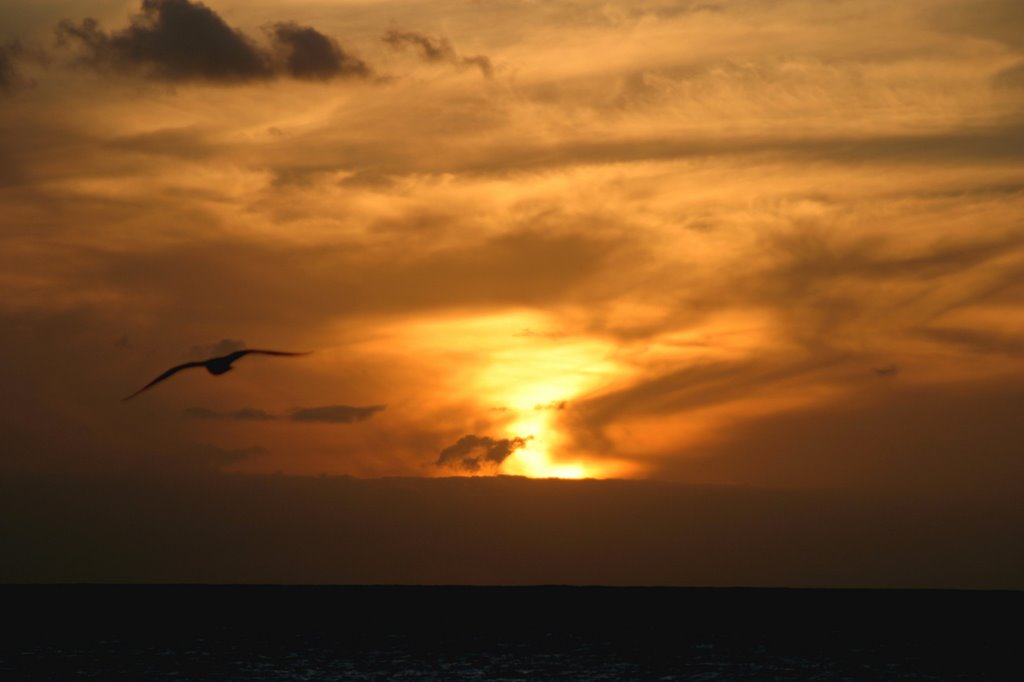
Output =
[{"x1": 1, "y1": 1, "x2": 1023, "y2": 585}]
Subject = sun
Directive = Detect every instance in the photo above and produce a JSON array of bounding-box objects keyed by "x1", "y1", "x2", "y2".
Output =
[{"x1": 498, "y1": 412, "x2": 592, "y2": 479}]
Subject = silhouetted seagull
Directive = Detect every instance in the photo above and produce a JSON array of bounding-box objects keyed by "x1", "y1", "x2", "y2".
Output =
[{"x1": 123, "y1": 349, "x2": 308, "y2": 401}]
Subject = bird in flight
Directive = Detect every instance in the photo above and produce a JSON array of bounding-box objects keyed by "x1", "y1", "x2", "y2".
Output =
[{"x1": 123, "y1": 349, "x2": 308, "y2": 401}]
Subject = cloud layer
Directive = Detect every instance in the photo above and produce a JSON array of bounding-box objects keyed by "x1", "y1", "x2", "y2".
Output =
[{"x1": 0, "y1": 0, "x2": 1021, "y2": 489}]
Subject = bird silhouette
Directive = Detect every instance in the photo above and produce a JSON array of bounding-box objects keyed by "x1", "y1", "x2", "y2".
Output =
[{"x1": 123, "y1": 349, "x2": 308, "y2": 401}]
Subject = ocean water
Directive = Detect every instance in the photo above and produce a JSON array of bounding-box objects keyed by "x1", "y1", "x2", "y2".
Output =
[{"x1": 3, "y1": 586, "x2": 1019, "y2": 680}]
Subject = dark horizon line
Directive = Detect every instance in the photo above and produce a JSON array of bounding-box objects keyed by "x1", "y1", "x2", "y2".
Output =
[
  {"x1": 3, "y1": 583, "x2": 1022, "y2": 593},
  {"x1": 1, "y1": 469, "x2": 1012, "y2": 493}
]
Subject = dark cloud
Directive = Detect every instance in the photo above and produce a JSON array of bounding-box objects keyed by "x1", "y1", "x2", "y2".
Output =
[
  {"x1": 55, "y1": 0, "x2": 367, "y2": 83},
  {"x1": 436, "y1": 434, "x2": 531, "y2": 472},
  {"x1": 269, "y1": 22, "x2": 369, "y2": 80},
  {"x1": 873, "y1": 364, "x2": 899, "y2": 377},
  {"x1": 0, "y1": 41, "x2": 29, "y2": 93},
  {"x1": 184, "y1": 406, "x2": 276, "y2": 421},
  {"x1": 56, "y1": 0, "x2": 272, "y2": 82},
  {"x1": 228, "y1": 407, "x2": 277, "y2": 421},
  {"x1": 290, "y1": 405, "x2": 386, "y2": 424},
  {"x1": 382, "y1": 29, "x2": 492, "y2": 77}
]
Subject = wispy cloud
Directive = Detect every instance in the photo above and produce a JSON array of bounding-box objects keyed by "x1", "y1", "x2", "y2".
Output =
[
  {"x1": 290, "y1": 405, "x2": 386, "y2": 424},
  {"x1": 382, "y1": 29, "x2": 492, "y2": 77},
  {"x1": 185, "y1": 404, "x2": 386, "y2": 424}
]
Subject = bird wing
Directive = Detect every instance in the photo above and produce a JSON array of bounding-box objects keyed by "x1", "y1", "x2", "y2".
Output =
[
  {"x1": 225, "y1": 349, "x2": 310, "y2": 362},
  {"x1": 122, "y1": 361, "x2": 205, "y2": 401}
]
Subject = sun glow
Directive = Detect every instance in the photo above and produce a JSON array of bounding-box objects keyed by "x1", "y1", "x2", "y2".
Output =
[
  {"x1": 498, "y1": 412, "x2": 591, "y2": 479},
  {"x1": 468, "y1": 318, "x2": 630, "y2": 479},
  {"x1": 383, "y1": 310, "x2": 637, "y2": 478}
]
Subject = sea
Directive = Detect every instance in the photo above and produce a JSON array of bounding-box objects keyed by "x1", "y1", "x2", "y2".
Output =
[{"x1": 2, "y1": 586, "x2": 1019, "y2": 680}]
